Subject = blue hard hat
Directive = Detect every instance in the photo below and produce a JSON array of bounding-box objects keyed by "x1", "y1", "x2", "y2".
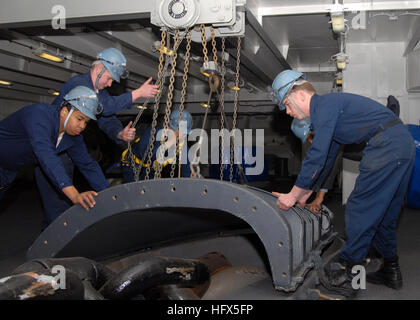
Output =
[
  {"x1": 272, "y1": 70, "x2": 306, "y2": 111},
  {"x1": 63, "y1": 86, "x2": 101, "y2": 120},
  {"x1": 291, "y1": 117, "x2": 311, "y2": 144},
  {"x1": 97, "y1": 48, "x2": 128, "y2": 83},
  {"x1": 170, "y1": 109, "x2": 193, "y2": 134}
]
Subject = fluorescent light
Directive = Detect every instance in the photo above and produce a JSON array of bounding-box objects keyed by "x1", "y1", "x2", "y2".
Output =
[
  {"x1": 36, "y1": 51, "x2": 64, "y2": 63},
  {"x1": 47, "y1": 89, "x2": 60, "y2": 96},
  {"x1": 0, "y1": 80, "x2": 12, "y2": 86},
  {"x1": 33, "y1": 47, "x2": 64, "y2": 63}
]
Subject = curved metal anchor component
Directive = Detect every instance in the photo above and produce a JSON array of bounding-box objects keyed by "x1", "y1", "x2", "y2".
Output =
[
  {"x1": 99, "y1": 256, "x2": 210, "y2": 300},
  {"x1": 27, "y1": 178, "x2": 334, "y2": 292}
]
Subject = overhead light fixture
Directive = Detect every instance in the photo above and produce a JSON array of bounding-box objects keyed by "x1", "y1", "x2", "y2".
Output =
[
  {"x1": 48, "y1": 89, "x2": 60, "y2": 96},
  {"x1": 33, "y1": 45, "x2": 64, "y2": 63},
  {"x1": 335, "y1": 72, "x2": 343, "y2": 86},
  {"x1": 0, "y1": 80, "x2": 12, "y2": 87},
  {"x1": 332, "y1": 52, "x2": 349, "y2": 70},
  {"x1": 328, "y1": 1, "x2": 346, "y2": 33},
  {"x1": 135, "y1": 105, "x2": 147, "y2": 110}
]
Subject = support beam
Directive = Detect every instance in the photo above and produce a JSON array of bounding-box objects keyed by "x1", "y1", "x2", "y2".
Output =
[
  {"x1": 245, "y1": 9, "x2": 290, "y2": 72},
  {"x1": 404, "y1": 19, "x2": 420, "y2": 56},
  {"x1": 0, "y1": 87, "x2": 52, "y2": 104},
  {"x1": 0, "y1": 50, "x2": 74, "y2": 83},
  {"x1": 0, "y1": 81, "x2": 57, "y2": 97},
  {"x1": 296, "y1": 66, "x2": 337, "y2": 73},
  {"x1": 32, "y1": 33, "x2": 158, "y2": 80},
  {"x1": 0, "y1": 67, "x2": 63, "y2": 91},
  {"x1": 257, "y1": 1, "x2": 420, "y2": 20},
  {"x1": 0, "y1": 0, "x2": 152, "y2": 28},
  {"x1": 0, "y1": 39, "x2": 88, "y2": 77}
]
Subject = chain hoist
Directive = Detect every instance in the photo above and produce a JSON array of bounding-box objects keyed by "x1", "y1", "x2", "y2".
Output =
[
  {"x1": 190, "y1": 25, "x2": 221, "y2": 178},
  {"x1": 137, "y1": 25, "x2": 242, "y2": 183},
  {"x1": 200, "y1": 24, "x2": 209, "y2": 65},
  {"x1": 215, "y1": 37, "x2": 246, "y2": 184},
  {"x1": 200, "y1": 24, "x2": 220, "y2": 78},
  {"x1": 154, "y1": 29, "x2": 182, "y2": 179},
  {"x1": 126, "y1": 105, "x2": 147, "y2": 181},
  {"x1": 229, "y1": 36, "x2": 241, "y2": 182},
  {"x1": 145, "y1": 28, "x2": 170, "y2": 180},
  {"x1": 219, "y1": 37, "x2": 226, "y2": 181},
  {"x1": 190, "y1": 75, "x2": 221, "y2": 178},
  {"x1": 144, "y1": 29, "x2": 189, "y2": 180},
  {"x1": 170, "y1": 29, "x2": 192, "y2": 178},
  {"x1": 127, "y1": 27, "x2": 170, "y2": 182},
  {"x1": 210, "y1": 26, "x2": 218, "y2": 67}
]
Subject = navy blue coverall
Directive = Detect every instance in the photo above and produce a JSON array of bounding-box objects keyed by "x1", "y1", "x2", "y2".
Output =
[
  {"x1": 34, "y1": 73, "x2": 132, "y2": 228},
  {"x1": 0, "y1": 103, "x2": 109, "y2": 211},
  {"x1": 296, "y1": 93, "x2": 415, "y2": 264},
  {"x1": 121, "y1": 126, "x2": 191, "y2": 182}
]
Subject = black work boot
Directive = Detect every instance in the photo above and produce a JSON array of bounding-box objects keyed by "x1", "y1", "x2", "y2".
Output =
[
  {"x1": 366, "y1": 256, "x2": 403, "y2": 290},
  {"x1": 321, "y1": 260, "x2": 360, "y2": 298}
]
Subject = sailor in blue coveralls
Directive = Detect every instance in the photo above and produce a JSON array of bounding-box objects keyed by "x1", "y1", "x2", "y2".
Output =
[
  {"x1": 121, "y1": 109, "x2": 193, "y2": 182},
  {"x1": 0, "y1": 86, "x2": 109, "y2": 214},
  {"x1": 34, "y1": 48, "x2": 159, "y2": 229},
  {"x1": 271, "y1": 70, "x2": 415, "y2": 297}
]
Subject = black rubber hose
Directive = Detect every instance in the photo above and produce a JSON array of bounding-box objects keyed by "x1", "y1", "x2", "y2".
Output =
[
  {"x1": 99, "y1": 256, "x2": 210, "y2": 300},
  {"x1": 83, "y1": 280, "x2": 105, "y2": 300},
  {"x1": 0, "y1": 269, "x2": 84, "y2": 300},
  {"x1": 12, "y1": 257, "x2": 115, "y2": 289}
]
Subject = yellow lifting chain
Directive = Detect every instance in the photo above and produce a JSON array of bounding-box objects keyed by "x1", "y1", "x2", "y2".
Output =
[
  {"x1": 229, "y1": 37, "x2": 241, "y2": 182},
  {"x1": 190, "y1": 25, "x2": 222, "y2": 178},
  {"x1": 210, "y1": 25, "x2": 218, "y2": 67},
  {"x1": 154, "y1": 29, "x2": 180, "y2": 179},
  {"x1": 170, "y1": 29, "x2": 192, "y2": 178},
  {"x1": 144, "y1": 28, "x2": 167, "y2": 180},
  {"x1": 143, "y1": 28, "x2": 189, "y2": 180},
  {"x1": 219, "y1": 37, "x2": 226, "y2": 181},
  {"x1": 126, "y1": 105, "x2": 147, "y2": 181},
  {"x1": 200, "y1": 24, "x2": 209, "y2": 66}
]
